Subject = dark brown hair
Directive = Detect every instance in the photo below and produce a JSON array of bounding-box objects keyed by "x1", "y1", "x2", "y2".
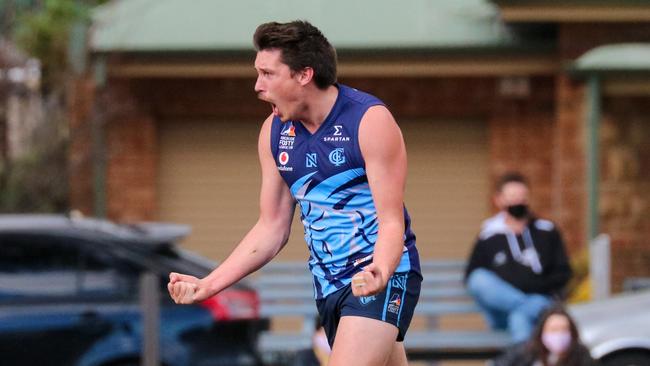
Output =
[{"x1": 253, "y1": 20, "x2": 337, "y2": 89}]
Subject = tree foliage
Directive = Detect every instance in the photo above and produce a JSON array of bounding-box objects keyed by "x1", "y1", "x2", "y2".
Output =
[
  {"x1": 13, "y1": 0, "x2": 90, "y2": 88},
  {"x1": 0, "y1": 0, "x2": 105, "y2": 213}
]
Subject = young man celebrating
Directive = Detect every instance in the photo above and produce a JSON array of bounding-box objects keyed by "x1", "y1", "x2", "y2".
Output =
[{"x1": 168, "y1": 21, "x2": 422, "y2": 365}]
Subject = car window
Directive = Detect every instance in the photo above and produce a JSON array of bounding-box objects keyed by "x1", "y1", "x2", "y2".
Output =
[
  {"x1": 77, "y1": 246, "x2": 140, "y2": 298},
  {"x1": 0, "y1": 237, "x2": 140, "y2": 301}
]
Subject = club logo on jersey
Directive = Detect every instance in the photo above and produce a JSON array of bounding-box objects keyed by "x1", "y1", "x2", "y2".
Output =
[
  {"x1": 328, "y1": 148, "x2": 346, "y2": 166},
  {"x1": 277, "y1": 151, "x2": 293, "y2": 172},
  {"x1": 387, "y1": 293, "x2": 402, "y2": 314},
  {"x1": 323, "y1": 124, "x2": 350, "y2": 142},
  {"x1": 359, "y1": 295, "x2": 377, "y2": 306},
  {"x1": 306, "y1": 153, "x2": 317, "y2": 168},
  {"x1": 279, "y1": 123, "x2": 296, "y2": 150}
]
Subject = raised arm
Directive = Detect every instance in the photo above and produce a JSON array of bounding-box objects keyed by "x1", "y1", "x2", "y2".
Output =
[
  {"x1": 352, "y1": 105, "x2": 408, "y2": 297},
  {"x1": 169, "y1": 115, "x2": 296, "y2": 304}
]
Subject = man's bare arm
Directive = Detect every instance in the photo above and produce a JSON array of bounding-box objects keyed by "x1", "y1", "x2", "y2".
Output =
[
  {"x1": 352, "y1": 105, "x2": 408, "y2": 297},
  {"x1": 169, "y1": 115, "x2": 295, "y2": 303}
]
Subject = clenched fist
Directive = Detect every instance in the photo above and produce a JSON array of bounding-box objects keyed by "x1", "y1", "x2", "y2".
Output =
[
  {"x1": 351, "y1": 263, "x2": 386, "y2": 297},
  {"x1": 167, "y1": 272, "x2": 210, "y2": 304}
]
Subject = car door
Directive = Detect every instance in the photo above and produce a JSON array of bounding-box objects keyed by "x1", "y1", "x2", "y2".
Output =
[{"x1": 0, "y1": 235, "x2": 137, "y2": 366}]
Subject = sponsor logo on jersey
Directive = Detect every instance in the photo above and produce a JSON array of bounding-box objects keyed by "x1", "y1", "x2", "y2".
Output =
[
  {"x1": 279, "y1": 137, "x2": 294, "y2": 150},
  {"x1": 323, "y1": 125, "x2": 350, "y2": 142},
  {"x1": 387, "y1": 293, "x2": 401, "y2": 314},
  {"x1": 277, "y1": 151, "x2": 293, "y2": 172},
  {"x1": 328, "y1": 148, "x2": 346, "y2": 166},
  {"x1": 279, "y1": 152, "x2": 289, "y2": 165},
  {"x1": 279, "y1": 122, "x2": 296, "y2": 150},
  {"x1": 306, "y1": 153, "x2": 317, "y2": 168},
  {"x1": 280, "y1": 123, "x2": 296, "y2": 137}
]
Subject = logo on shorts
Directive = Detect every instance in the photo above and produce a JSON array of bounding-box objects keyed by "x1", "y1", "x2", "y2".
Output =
[
  {"x1": 390, "y1": 274, "x2": 407, "y2": 290},
  {"x1": 359, "y1": 295, "x2": 376, "y2": 306},
  {"x1": 387, "y1": 293, "x2": 401, "y2": 314}
]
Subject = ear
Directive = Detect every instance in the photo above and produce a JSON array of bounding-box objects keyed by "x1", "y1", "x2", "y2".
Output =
[
  {"x1": 297, "y1": 67, "x2": 314, "y2": 86},
  {"x1": 493, "y1": 193, "x2": 503, "y2": 210}
]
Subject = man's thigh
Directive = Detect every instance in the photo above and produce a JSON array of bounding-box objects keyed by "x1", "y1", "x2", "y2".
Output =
[
  {"x1": 317, "y1": 271, "x2": 421, "y2": 347},
  {"x1": 328, "y1": 315, "x2": 401, "y2": 366}
]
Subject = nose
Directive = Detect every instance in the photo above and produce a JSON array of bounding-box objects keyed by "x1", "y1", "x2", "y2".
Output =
[{"x1": 254, "y1": 75, "x2": 264, "y2": 94}]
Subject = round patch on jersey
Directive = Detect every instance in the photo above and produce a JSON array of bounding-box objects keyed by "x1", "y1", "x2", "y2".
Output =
[{"x1": 279, "y1": 151, "x2": 290, "y2": 165}]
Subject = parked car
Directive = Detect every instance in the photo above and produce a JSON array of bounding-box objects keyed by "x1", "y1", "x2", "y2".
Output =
[
  {"x1": 570, "y1": 289, "x2": 650, "y2": 366},
  {"x1": 0, "y1": 214, "x2": 267, "y2": 366}
]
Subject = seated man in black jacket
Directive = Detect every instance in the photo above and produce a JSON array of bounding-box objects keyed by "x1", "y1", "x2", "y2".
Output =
[{"x1": 464, "y1": 172, "x2": 572, "y2": 343}]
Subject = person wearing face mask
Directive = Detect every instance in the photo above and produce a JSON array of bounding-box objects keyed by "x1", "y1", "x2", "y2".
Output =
[
  {"x1": 493, "y1": 305, "x2": 598, "y2": 366},
  {"x1": 464, "y1": 172, "x2": 573, "y2": 343}
]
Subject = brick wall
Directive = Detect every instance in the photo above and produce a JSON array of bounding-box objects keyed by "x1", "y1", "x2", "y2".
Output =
[
  {"x1": 102, "y1": 81, "x2": 157, "y2": 222},
  {"x1": 488, "y1": 76, "x2": 556, "y2": 222},
  {"x1": 69, "y1": 78, "x2": 158, "y2": 222},
  {"x1": 554, "y1": 75, "x2": 587, "y2": 255},
  {"x1": 68, "y1": 77, "x2": 95, "y2": 216},
  {"x1": 601, "y1": 97, "x2": 650, "y2": 290},
  {"x1": 558, "y1": 21, "x2": 650, "y2": 287}
]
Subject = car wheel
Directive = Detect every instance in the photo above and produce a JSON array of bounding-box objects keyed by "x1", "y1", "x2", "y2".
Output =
[{"x1": 601, "y1": 350, "x2": 650, "y2": 366}]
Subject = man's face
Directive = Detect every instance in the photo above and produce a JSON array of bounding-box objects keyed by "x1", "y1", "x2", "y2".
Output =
[
  {"x1": 495, "y1": 182, "x2": 529, "y2": 211},
  {"x1": 254, "y1": 49, "x2": 303, "y2": 122}
]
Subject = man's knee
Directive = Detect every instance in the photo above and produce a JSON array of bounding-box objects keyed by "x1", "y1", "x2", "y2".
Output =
[
  {"x1": 386, "y1": 342, "x2": 408, "y2": 366},
  {"x1": 466, "y1": 268, "x2": 498, "y2": 294},
  {"x1": 519, "y1": 294, "x2": 552, "y2": 317}
]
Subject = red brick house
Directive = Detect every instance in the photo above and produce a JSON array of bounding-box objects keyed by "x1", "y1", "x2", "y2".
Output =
[{"x1": 69, "y1": 0, "x2": 650, "y2": 291}]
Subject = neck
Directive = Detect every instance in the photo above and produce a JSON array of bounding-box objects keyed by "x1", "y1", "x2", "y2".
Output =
[
  {"x1": 298, "y1": 85, "x2": 338, "y2": 133},
  {"x1": 504, "y1": 214, "x2": 527, "y2": 234}
]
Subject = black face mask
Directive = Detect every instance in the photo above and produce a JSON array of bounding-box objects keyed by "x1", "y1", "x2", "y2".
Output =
[{"x1": 507, "y1": 204, "x2": 529, "y2": 219}]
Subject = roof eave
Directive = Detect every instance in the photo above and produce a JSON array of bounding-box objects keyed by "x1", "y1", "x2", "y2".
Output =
[
  {"x1": 491, "y1": 0, "x2": 650, "y2": 22},
  {"x1": 567, "y1": 67, "x2": 650, "y2": 78}
]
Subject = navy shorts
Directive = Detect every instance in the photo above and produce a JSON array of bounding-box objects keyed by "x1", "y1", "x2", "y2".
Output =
[{"x1": 315, "y1": 270, "x2": 422, "y2": 347}]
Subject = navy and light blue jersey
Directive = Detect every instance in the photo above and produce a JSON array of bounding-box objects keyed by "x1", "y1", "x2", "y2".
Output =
[{"x1": 270, "y1": 84, "x2": 420, "y2": 299}]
